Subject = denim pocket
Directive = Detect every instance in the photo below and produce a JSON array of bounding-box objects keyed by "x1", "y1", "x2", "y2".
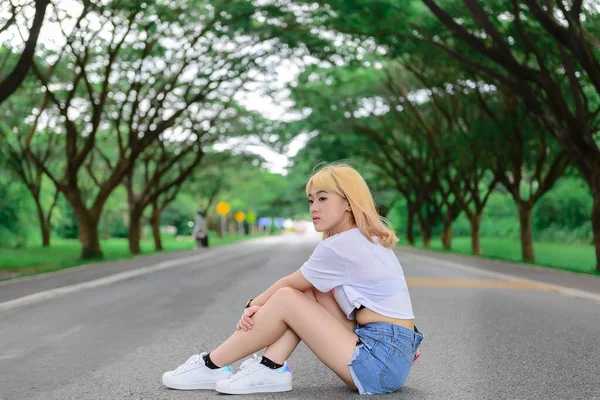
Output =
[{"x1": 378, "y1": 345, "x2": 412, "y2": 392}]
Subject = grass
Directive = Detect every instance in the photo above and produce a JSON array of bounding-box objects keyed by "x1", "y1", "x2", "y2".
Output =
[
  {"x1": 399, "y1": 236, "x2": 600, "y2": 276},
  {"x1": 0, "y1": 233, "x2": 266, "y2": 280},
  {"x1": 2, "y1": 233, "x2": 599, "y2": 281}
]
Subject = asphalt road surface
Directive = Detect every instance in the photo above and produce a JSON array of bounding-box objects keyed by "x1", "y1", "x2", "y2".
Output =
[{"x1": 1, "y1": 234, "x2": 599, "y2": 400}]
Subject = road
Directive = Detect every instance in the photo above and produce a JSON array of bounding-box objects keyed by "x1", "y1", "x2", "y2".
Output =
[{"x1": 0, "y1": 235, "x2": 599, "y2": 399}]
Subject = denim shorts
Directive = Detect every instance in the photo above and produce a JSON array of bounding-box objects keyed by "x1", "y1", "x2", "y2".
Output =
[{"x1": 348, "y1": 322, "x2": 424, "y2": 395}]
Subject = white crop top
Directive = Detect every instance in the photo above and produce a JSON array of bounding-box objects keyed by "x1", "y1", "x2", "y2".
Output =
[{"x1": 300, "y1": 228, "x2": 414, "y2": 320}]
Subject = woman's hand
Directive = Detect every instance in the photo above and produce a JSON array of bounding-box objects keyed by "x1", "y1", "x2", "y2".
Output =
[{"x1": 237, "y1": 305, "x2": 261, "y2": 331}]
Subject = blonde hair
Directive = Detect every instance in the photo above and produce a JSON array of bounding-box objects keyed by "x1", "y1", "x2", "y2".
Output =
[{"x1": 305, "y1": 162, "x2": 399, "y2": 248}]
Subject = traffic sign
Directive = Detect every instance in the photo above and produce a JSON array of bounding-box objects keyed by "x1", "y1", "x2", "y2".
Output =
[
  {"x1": 216, "y1": 201, "x2": 230, "y2": 216},
  {"x1": 247, "y1": 211, "x2": 256, "y2": 224},
  {"x1": 234, "y1": 211, "x2": 246, "y2": 222},
  {"x1": 258, "y1": 217, "x2": 272, "y2": 227}
]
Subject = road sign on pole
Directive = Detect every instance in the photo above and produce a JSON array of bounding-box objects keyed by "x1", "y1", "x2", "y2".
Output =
[
  {"x1": 234, "y1": 212, "x2": 246, "y2": 235},
  {"x1": 216, "y1": 201, "x2": 230, "y2": 216},
  {"x1": 234, "y1": 211, "x2": 246, "y2": 222},
  {"x1": 247, "y1": 212, "x2": 256, "y2": 234},
  {"x1": 216, "y1": 202, "x2": 230, "y2": 237}
]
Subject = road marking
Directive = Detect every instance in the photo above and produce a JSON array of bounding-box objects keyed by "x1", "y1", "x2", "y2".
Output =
[
  {"x1": 406, "y1": 278, "x2": 555, "y2": 291},
  {"x1": 404, "y1": 254, "x2": 600, "y2": 303},
  {"x1": 0, "y1": 236, "x2": 280, "y2": 287},
  {"x1": 0, "y1": 247, "x2": 260, "y2": 312},
  {"x1": 0, "y1": 249, "x2": 216, "y2": 286}
]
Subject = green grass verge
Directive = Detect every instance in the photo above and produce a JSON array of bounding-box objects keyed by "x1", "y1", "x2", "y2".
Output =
[
  {"x1": 0, "y1": 233, "x2": 266, "y2": 280},
  {"x1": 3, "y1": 234, "x2": 599, "y2": 281},
  {"x1": 399, "y1": 236, "x2": 600, "y2": 276}
]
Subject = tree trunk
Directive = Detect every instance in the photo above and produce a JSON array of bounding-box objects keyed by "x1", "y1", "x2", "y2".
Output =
[
  {"x1": 128, "y1": 208, "x2": 143, "y2": 255},
  {"x1": 469, "y1": 212, "x2": 482, "y2": 255},
  {"x1": 33, "y1": 198, "x2": 51, "y2": 247},
  {"x1": 418, "y1": 219, "x2": 432, "y2": 248},
  {"x1": 441, "y1": 215, "x2": 453, "y2": 250},
  {"x1": 592, "y1": 188, "x2": 600, "y2": 273},
  {"x1": 406, "y1": 204, "x2": 415, "y2": 246},
  {"x1": 421, "y1": 228, "x2": 432, "y2": 248},
  {"x1": 41, "y1": 222, "x2": 50, "y2": 247},
  {"x1": 77, "y1": 214, "x2": 102, "y2": 259},
  {"x1": 517, "y1": 201, "x2": 535, "y2": 262},
  {"x1": 151, "y1": 208, "x2": 163, "y2": 251}
]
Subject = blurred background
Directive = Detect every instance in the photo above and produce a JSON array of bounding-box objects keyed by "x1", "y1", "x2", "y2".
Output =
[{"x1": 1, "y1": 0, "x2": 599, "y2": 280}]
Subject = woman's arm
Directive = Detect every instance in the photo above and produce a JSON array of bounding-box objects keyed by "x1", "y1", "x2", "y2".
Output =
[{"x1": 248, "y1": 269, "x2": 313, "y2": 307}]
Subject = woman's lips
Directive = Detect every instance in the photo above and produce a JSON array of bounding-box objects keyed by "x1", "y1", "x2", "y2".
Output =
[{"x1": 312, "y1": 217, "x2": 320, "y2": 221}]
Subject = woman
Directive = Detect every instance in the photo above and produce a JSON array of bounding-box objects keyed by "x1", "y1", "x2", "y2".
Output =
[{"x1": 162, "y1": 162, "x2": 423, "y2": 395}]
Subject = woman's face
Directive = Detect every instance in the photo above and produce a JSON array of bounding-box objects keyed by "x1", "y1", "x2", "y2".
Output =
[{"x1": 308, "y1": 187, "x2": 351, "y2": 234}]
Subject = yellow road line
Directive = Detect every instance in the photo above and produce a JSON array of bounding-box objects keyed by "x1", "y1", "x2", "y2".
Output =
[{"x1": 406, "y1": 278, "x2": 555, "y2": 291}]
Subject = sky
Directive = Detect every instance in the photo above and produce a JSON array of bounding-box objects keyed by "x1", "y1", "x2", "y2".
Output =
[{"x1": 214, "y1": 59, "x2": 309, "y2": 175}]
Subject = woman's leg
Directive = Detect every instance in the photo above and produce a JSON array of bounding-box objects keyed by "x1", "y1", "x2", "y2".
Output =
[
  {"x1": 263, "y1": 288, "x2": 355, "y2": 364},
  {"x1": 210, "y1": 287, "x2": 359, "y2": 389}
]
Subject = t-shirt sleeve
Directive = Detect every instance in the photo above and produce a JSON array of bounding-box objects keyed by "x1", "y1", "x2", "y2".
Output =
[{"x1": 300, "y1": 243, "x2": 347, "y2": 292}]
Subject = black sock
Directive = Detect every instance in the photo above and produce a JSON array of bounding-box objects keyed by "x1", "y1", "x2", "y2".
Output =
[
  {"x1": 260, "y1": 356, "x2": 284, "y2": 369},
  {"x1": 203, "y1": 352, "x2": 221, "y2": 369}
]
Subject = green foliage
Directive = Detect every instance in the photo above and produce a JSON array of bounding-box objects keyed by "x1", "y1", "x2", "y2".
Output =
[
  {"x1": 52, "y1": 197, "x2": 79, "y2": 239},
  {"x1": 0, "y1": 174, "x2": 37, "y2": 247},
  {"x1": 403, "y1": 237, "x2": 598, "y2": 275},
  {"x1": 3, "y1": 0, "x2": 600, "y2": 279},
  {"x1": 161, "y1": 192, "x2": 198, "y2": 235},
  {"x1": 98, "y1": 188, "x2": 130, "y2": 239},
  {"x1": 532, "y1": 178, "x2": 594, "y2": 244},
  {"x1": 0, "y1": 233, "x2": 262, "y2": 279},
  {"x1": 388, "y1": 177, "x2": 594, "y2": 245}
]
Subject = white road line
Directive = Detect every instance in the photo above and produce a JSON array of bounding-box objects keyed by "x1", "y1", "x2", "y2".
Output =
[
  {"x1": 405, "y1": 253, "x2": 600, "y2": 304},
  {"x1": 0, "y1": 249, "x2": 217, "y2": 287},
  {"x1": 0, "y1": 248, "x2": 252, "y2": 312},
  {"x1": 0, "y1": 236, "x2": 282, "y2": 287}
]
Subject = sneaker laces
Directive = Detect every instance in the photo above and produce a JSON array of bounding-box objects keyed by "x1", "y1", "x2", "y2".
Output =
[
  {"x1": 232, "y1": 354, "x2": 261, "y2": 378},
  {"x1": 174, "y1": 354, "x2": 203, "y2": 373}
]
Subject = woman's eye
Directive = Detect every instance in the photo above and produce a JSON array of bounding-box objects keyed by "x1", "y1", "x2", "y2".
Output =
[
  {"x1": 308, "y1": 200, "x2": 313, "y2": 204},
  {"x1": 319, "y1": 197, "x2": 327, "y2": 202}
]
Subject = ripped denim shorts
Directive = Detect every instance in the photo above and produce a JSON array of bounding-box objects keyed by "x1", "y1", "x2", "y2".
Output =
[{"x1": 348, "y1": 322, "x2": 423, "y2": 395}]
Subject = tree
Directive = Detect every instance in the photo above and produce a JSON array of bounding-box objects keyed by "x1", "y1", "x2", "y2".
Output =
[
  {"x1": 123, "y1": 104, "x2": 263, "y2": 253},
  {"x1": 415, "y1": 0, "x2": 598, "y2": 264},
  {"x1": 25, "y1": 0, "x2": 331, "y2": 259},
  {"x1": 470, "y1": 86, "x2": 570, "y2": 261},
  {"x1": 312, "y1": 0, "x2": 600, "y2": 269},
  {"x1": 0, "y1": 84, "x2": 60, "y2": 246}
]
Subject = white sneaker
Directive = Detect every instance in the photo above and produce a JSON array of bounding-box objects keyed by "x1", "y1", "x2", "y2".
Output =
[
  {"x1": 162, "y1": 352, "x2": 233, "y2": 390},
  {"x1": 215, "y1": 353, "x2": 293, "y2": 394}
]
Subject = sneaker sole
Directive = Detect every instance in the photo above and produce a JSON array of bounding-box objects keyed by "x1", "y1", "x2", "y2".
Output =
[
  {"x1": 215, "y1": 382, "x2": 293, "y2": 394},
  {"x1": 162, "y1": 379, "x2": 218, "y2": 390}
]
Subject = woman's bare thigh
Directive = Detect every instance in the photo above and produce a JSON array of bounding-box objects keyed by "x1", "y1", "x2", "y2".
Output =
[
  {"x1": 277, "y1": 288, "x2": 359, "y2": 389},
  {"x1": 310, "y1": 289, "x2": 356, "y2": 332}
]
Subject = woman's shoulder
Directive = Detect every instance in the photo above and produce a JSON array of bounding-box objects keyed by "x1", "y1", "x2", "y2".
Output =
[
  {"x1": 322, "y1": 228, "x2": 362, "y2": 246},
  {"x1": 325, "y1": 228, "x2": 397, "y2": 258},
  {"x1": 324, "y1": 228, "x2": 386, "y2": 253}
]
